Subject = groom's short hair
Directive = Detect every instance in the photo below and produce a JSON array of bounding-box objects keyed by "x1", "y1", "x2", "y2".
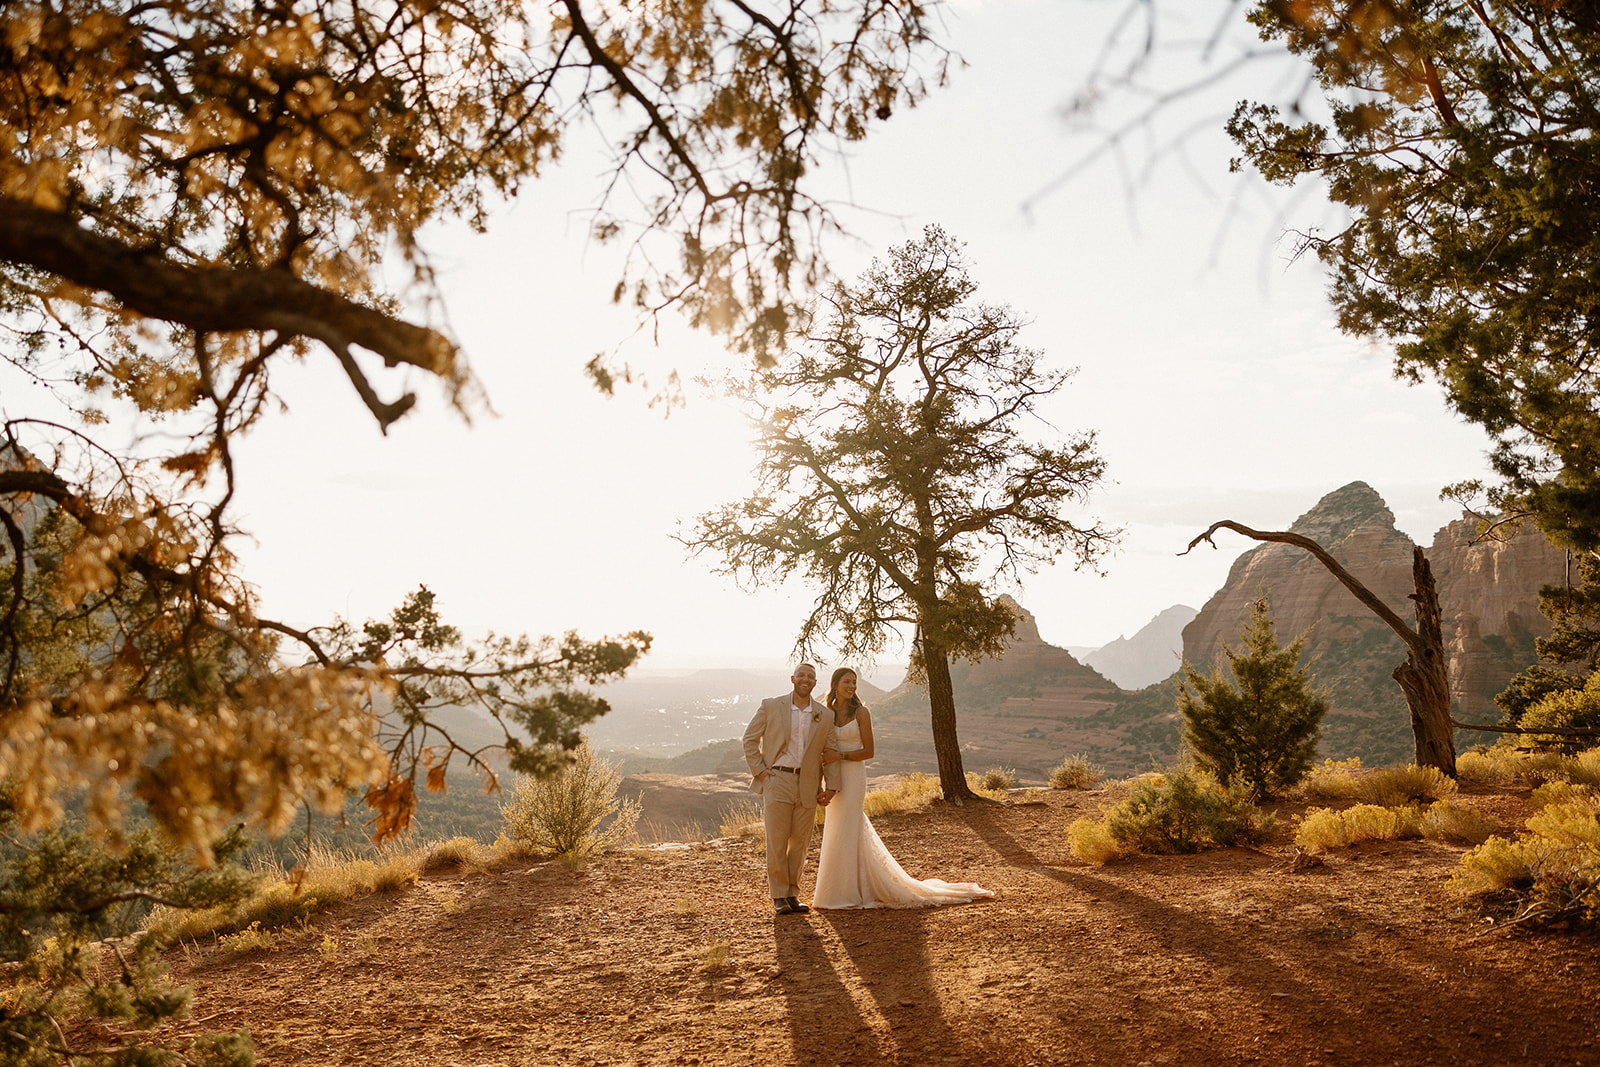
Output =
[{"x1": 793, "y1": 662, "x2": 816, "y2": 675}]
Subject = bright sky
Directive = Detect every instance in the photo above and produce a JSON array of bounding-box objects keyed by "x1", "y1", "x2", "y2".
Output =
[{"x1": 209, "y1": 2, "x2": 1495, "y2": 672}]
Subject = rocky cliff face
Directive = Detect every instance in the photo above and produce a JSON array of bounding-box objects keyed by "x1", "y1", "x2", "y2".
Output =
[{"x1": 1181, "y1": 482, "x2": 1568, "y2": 764}]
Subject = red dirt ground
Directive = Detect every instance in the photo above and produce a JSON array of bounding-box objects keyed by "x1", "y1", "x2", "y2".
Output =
[{"x1": 146, "y1": 783, "x2": 1599, "y2": 1066}]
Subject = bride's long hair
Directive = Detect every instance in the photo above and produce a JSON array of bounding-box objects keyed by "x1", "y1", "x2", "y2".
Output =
[{"x1": 826, "y1": 667, "x2": 861, "y2": 719}]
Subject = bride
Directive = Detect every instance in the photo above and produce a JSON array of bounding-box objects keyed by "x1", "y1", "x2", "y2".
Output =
[{"x1": 811, "y1": 667, "x2": 994, "y2": 909}]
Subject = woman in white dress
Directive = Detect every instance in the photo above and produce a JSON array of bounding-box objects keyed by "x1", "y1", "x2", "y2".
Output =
[{"x1": 811, "y1": 667, "x2": 994, "y2": 909}]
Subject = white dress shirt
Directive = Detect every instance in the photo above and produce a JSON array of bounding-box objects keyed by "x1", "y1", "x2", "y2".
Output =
[{"x1": 773, "y1": 700, "x2": 809, "y2": 768}]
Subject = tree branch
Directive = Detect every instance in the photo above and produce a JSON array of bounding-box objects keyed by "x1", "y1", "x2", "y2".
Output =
[
  {"x1": 1182, "y1": 519, "x2": 1424, "y2": 657},
  {"x1": 0, "y1": 198, "x2": 456, "y2": 429}
]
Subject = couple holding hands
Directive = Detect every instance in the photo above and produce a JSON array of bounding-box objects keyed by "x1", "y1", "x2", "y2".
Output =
[{"x1": 742, "y1": 662, "x2": 993, "y2": 914}]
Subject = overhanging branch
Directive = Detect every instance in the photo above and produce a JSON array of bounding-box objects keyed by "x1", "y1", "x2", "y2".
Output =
[{"x1": 0, "y1": 198, "x2": 456, "y2": 430}]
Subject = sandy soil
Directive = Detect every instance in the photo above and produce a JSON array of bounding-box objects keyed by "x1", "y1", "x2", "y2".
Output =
[{"x1": 143, "y1": 783, "x2": 1599, "y2": 1066}]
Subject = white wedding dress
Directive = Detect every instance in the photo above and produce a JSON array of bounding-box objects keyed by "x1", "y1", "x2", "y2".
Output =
[{"x1": 812, "y1": 718, "x2": 994, "y2": 909}]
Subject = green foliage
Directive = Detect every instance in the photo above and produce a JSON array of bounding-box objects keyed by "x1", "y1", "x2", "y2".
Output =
[
  {"x1": 1048, "y1": 754, "x2": 1103, "y2": 790},
  {"x1": 1069, "y1": 767, "x2": 1276, "y2": 863},
  {"x1": 1513, "y1": 669, "x2": 1600, "y2": 747},
  {"x1": 1178, "y1": 595, "x2": 1328, "y2": 798},
  {"x1": 1496, "y1": 664, "x2": 1587, "y2": 726},
  {"x1": 500, "y1": 744, "x2": 641, "y2": 860},
  {"x1": 1231, "y1": 2, "x2": 1600, "y2": 553},
  {"x1": 0, "y1": 821, "x2": 258, "y2": 1065},
  {"x1": 1532, "y1": 554, "x2": 1600, "y2": 669}
]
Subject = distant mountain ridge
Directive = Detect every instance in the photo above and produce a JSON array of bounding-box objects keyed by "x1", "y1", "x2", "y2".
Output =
[{"x1": 1076, "y1": 605, "x2": 1197, "y2": 689}]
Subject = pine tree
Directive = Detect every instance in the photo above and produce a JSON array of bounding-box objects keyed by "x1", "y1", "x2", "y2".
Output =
[{"x1": 1178, "y1": 595, "x2": 1328, "y2": 799}]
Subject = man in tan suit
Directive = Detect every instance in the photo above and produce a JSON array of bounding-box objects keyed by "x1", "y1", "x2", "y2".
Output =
[{"x1": 743, "y1": 663, "x2": 840, "y2": 915}]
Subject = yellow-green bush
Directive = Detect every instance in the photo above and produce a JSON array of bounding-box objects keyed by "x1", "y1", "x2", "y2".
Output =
[
  {"x1": 1295, "y1": 803, "x2": 1401, "y2": 851},
  {"x1": 500, "y1": 742, "x2": 642, "y2": 860},
  {"x1": 1451, "y1": 793, "x2": 1600, "y2": 926},
  {"x1": 1297, "y1": 757, "x2": 1363, "y2": 801},
  {"x1": 1357, "y1": 763, "x2": 1457, "y2": 807},
  {"x1": 1049, "y1": 753, "x2": 1104, "y2": 790},
  {"x1": 1420, "y1": 801, "x2": 1499, "y2": 845},
  {"x1": 975, "y1": 766, "x2": 1018, "y2": 793},
  {"x1": 1531, "y1": 780, "x2": 1594, "y2": 809},
  {"x1": 1066, "y1": 817, "x2": 1127, "y2": 864},
  {"x1": 1456, "y1": 744, "x2": 1526, "y2": 785}
]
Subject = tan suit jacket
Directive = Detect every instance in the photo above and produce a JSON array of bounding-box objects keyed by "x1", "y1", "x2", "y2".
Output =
[{"x1": 743, "y1": 694, "x2": 841, "y2": 807}]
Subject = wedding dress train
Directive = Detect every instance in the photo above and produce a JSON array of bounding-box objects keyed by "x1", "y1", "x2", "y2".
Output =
[{"x1": 812, "y1": 719, "x2": 993, "y2": 909}]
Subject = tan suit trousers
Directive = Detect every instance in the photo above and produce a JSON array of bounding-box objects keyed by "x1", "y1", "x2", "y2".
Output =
[{"x1": 761, "y1": 768, "x2": 815, "y2": 899}]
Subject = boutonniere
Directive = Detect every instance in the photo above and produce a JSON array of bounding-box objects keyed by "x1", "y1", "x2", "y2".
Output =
[{"x1": 811, "y1": 711, "x2": 821, "y2": 723}]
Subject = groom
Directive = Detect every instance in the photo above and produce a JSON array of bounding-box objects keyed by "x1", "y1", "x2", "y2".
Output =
[{"x1": 743, "y1": 662, "x2": 840, "y2": 915}]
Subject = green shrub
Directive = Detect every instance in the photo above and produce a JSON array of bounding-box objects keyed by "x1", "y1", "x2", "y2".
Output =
[
  {"x1": 1177, "y1": 594, "x2": 1328, "y2": 798},
  {"x1": 1049, "y1": 754, "x2": 1104, "y2": 790},
  {"x1": 1517, "y1": 672, "x2": 1600, "y2": 748},
  {"x1": 500, "y1": 743, "x2": 642, "y2": 859},
  {"x1": 1068, "y1": 766, "x2": 1276, "y2": 863},
  {"x1": 1356, "y1": 763, "x2": 1457, "y2": 807}
]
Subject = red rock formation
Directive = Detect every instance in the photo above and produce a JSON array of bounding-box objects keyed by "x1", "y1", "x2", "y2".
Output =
[{"x1": 1181, "y1": 483, "x2": 1570, "y2": 744}]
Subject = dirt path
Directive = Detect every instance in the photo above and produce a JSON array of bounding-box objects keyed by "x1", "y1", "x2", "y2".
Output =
[{"x1": 154, "y1": 787, "x2": 1599, "y2": 1066}]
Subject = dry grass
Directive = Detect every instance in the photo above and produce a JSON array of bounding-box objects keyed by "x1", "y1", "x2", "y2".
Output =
[
  {"x1": 1420, "y1": 801, "x2": 1500, "y2": 845},
  {"x1": 148, "y1": 834, "x2": 530, "y2": 947},
  {"x1": 864, "y1": 772, "x2": 943, "y2": 816},
  {"x1": 975, "y1": 767, "x2": 1018, "y2": 792},
  {"x1": 718, "y1": 800, "x2": 766, "y2": 839}
]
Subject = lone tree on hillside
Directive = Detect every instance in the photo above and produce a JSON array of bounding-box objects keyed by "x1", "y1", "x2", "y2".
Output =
[
  {"x1": 685, "y1": 226, "x2": 1118, "y2": 803},
  {"x1": 1179, "y1": 593, "x2": 1327, "y2": 799}
]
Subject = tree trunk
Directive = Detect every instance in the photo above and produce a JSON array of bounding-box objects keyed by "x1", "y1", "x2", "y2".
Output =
[
  {"x1": 923, "y1": 639, "x2": 976, "y2": 804},
  {"x1": 1393, "y1": 547, "x2": 1457, "y2": 776}
]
